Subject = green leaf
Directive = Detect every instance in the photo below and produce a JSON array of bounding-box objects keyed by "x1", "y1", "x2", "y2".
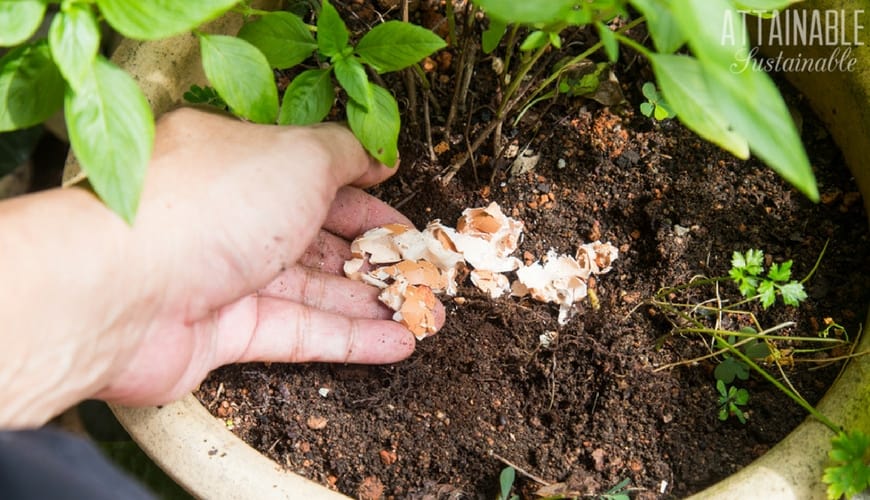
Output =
[
  {"x1": 757, "y1": 280, "x2": 776, "y2": 309},
  {"x1": 734, "y1": 0, "x2": 801, "y2": 10},
  {"x1": 347, "y1": 82, "x2": 400, "y2": 167},
  {"x1": 0, "y1": 0, "x2": 47, "y2": 46},
  {"x1": 639, "y1": 101, "x2": 654, "y2": 117},
  {"x1": 482, "y1": 17, "x2": 507, "y2": 54},
  {"x1": 669, "y1": 0, "x2": 817, "y2": 200},
  {"x1": 49, "y1": 4, "x2": 101, "y2": 90},
  {"x1": 743, "y1": 341, "x2": 770, "y2": 360},
  {"x1": 653, "y1": 104, "x2": 671, "y2": 121},
  {"x1": 744, "y1": 249, "x2": 764, "y2": 273},
  {"x1": 519, "y1": 30, "x2": 548, "y2": 52},
  {"x1": 703, "y1": 62, "x2": 818, "y2": 201},
  {"x1": 733, "y1": 388, "x2": 749, "y2": 405},
  {"x1": 472, "y1": 0, "x2": 579, "y2": 25},
  {"x1": 317, "y1": 0, "x2": 349, "y2": 58},
  {"x1": 0, "y1": 41, "x2": 64, "y2": 132},
  {"x1": 334, "y1": 55, "x2": 371, "y2": 110},
  {"x1": 767, "y1": 261, "x2": 792, "y2": 282},
  {"x1": 629, "y1": 0, "x2": 685, "y2": 54},
  {"x1": 648, "y1": 54, "x2": 749, "y2": 159},
  {"x1": 356, "y1": 21, "x2": 446, "y2": 73},
  {"x1": 596, "y1": 22, "x2": 618, "y2": 62},
  {"x1": 778, "y1": 282, "x2": 807, "y2": 307},
  {"x1": 199, "y1": 34, "x2": 278, "y2": 124},
  {"x1": 715, "y1": 357, "x2": 749, "y2": 384},
  {"x1": 499, "y1": 467, "x2": 515, "y2": 500},
  {"x1": 641, "y1": 81, "x2": 658, "y2": 101},
  {"x1": 96, "y1": 0, "x2": 238, "y2": 40},
  {"x1": 822, "y1": 431, "x2": 870, "y2": 499},
  {"x1": 237, "y1": 11, "x2": 317, "y2": 69},
  {"x1": 65, "y1": 56, "x2": 154, "y2": 224},
  {"x1": 278, "y1": 68, "x2": 334, "y2": 126}
]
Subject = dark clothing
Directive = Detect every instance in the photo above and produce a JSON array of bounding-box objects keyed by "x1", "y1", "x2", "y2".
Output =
[{"x1": 0, "y1": 428, "x2": 154, "y2": 499}]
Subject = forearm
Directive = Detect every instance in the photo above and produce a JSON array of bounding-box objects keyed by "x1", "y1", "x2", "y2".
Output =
[{"x1": 0, "y1": 187, "x2": 142, "y2": 428}]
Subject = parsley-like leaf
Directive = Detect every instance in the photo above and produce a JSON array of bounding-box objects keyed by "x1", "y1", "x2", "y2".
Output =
[{"x1": 767, "y1": 261, "x2": 793, "y2": 282}]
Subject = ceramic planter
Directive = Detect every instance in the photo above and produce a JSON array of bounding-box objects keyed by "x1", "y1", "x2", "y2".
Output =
[{"x1": 63, "y1": 4, "x2": 869, "y2": 499}]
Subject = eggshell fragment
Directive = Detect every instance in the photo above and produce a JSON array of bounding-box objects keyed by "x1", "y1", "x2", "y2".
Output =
[
  {"x1": 344, "y1": 202, "x2": 619, "y2": 335},
  {"x1": 470, "y1": 270, "x2": 511, "y2": 299},
  {"x1": 380, "y1": 282, "x2": 438, "y2": 340},
  {"x1": 513, "y1": 250, "x2": 590, "y2": 324}
]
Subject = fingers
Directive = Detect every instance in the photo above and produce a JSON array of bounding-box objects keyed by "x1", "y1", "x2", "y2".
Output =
[
  {"x1": 260, "y1": 266, "x2": 394, "y2": 320},
  {"x1": 259, "y1": 266, "x2": 447, "y2": 328},
  {"x1": 306, "y1": 122, "x2": 399, "y2": 188},
  {"x1": 220, "y1": 296, "x2": 417, "y2": 365},
  {"x1": 322, "y1": 186, "x2": 414, "y2": 240}
]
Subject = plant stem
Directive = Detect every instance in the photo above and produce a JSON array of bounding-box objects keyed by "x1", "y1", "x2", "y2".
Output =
[
  {"x1": 801, "y1": 239, "x2": 830, "y2": 284},
  {"x1": 723, "y1": 333, "x2": 841, "y2": 433}
]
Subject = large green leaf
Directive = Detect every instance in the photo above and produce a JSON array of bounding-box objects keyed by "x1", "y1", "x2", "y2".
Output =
[
  {"x1": 356, "y1": 21, "x2": 446, "y2": 73},
  {"x1": 95, "y1": 0, "x2": 238, "y2": 40},
  {"x1": 704, "y1": 62, "x2": 818, "y2": 200},
  {"x1": 334, "y1": 55, "x2": 371, "y2": 110},
  {"x1": 0, "y1": 0, "x2": 47, "y2": 46},
  {"x1": 199, "y1": 33, "x2": 278, "y2": 124},
  {"x1": 668, "y1": 0, "x2": 748, "y2": 68},
  {"x1": 649, "y1": 53, "x2": 748, "y2": 159},
  {"x1": 278, "y1": 68, "x2": 335, "y2": 126},
  {"x1": 237, "y1": 11, "x2": 316, "y2": 69},
  {"x1": 317, "y1": 0, "x2": 349, "y2": 58},
  {"x1": 65, "y1": 57, "x2": 154, "y2": 224},
  {"x1": 471, "y1": 0, "x2": 578, "y2": 24},
  {"x1": 347, "y1": 83, "x2": 400, "y2": 167},
  {"x1": 0, "y1": 41, "x2": 64, "y2": 131},
  {"x1": 629, "y1": 0, "x2": 685, "y2": 53},
  {"x1": 669, "y1": 0, "x2": 817, "y2": 200},
  {"x1": 482, "y1": 17, "x2": 507, "y2": 54},
  {"x1": 49, "y1": 4, "x2": 101, "y2": 90}
]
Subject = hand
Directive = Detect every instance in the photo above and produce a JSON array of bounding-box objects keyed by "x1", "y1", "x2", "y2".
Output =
[{"x1": 86, "y1": 109, "x2": 444, "y2": 407}]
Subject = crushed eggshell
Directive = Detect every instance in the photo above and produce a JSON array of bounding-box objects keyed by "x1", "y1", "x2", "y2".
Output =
[
  {"x1": 344, "y1": 201, "x2": 618, "y2": 336},
  {"x1": 470, "y1": 270, "x2": 511, "y2": 299}
]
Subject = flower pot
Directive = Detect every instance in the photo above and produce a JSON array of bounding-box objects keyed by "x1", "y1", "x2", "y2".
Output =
[{"x1": 63, "y1": 4, "x2": 869, "y2": 499}]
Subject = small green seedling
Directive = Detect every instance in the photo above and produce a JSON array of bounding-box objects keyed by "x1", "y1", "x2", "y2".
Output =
[
  {"x1": 639, "y1": 81, "x2": 674, "y2": 120},
  {"x1": 599, "y1": 477, "x2": 632, "y2": 500},
  {"x1": 713, "y1": 332, "x2": 770, "y2": 384},
  {"x1": 716, "y1": 379, "x2": 749, "y2": 424},
  {"x1": 182, "y1": 84, "x2": 227, "y2": 109},
  {"x1": 729, "y1": 249, "x2": 808, "y2": 309},
  {"x1": 497, "y1": 466, "x2": 520, "y2": 500},
  {"x1": 823, "y1": 430, "x2": 870, "y2": 499}
]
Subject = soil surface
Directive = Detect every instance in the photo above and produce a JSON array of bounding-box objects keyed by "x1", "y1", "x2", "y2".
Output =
[{"x1": 195, "y1": 2, "x2": 870, "y2": 498}]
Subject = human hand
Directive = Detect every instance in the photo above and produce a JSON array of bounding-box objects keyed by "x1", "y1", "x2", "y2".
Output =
[{"x1": 89, "y1": 109, "x2": 444, "y2": 407}]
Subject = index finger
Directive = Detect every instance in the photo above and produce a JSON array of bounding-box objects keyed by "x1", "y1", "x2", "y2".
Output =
[{"x1": 322, "y1": 186, "x2": 414, "y2": 240}]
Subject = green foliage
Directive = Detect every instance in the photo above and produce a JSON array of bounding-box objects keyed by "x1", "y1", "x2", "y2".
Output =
[
  {"x1": 600, "y1": 477, "x2": 632, "y2": 500},
  {"x1": 713, "y1": 332, "x2": 769, "y2": 384},
  {"x1": 470, "y1": 0, "x2": 818, "y2": 201},
  {"x1": 0, "y1": 0, "x2": 48, "y2": 46},
  {"x1": 243, "y1": 0, "x2": 444, "y2": 165},
  {"x1": 199, "y1": 33, "x2": 278, "y2": 124},
  {"x1": 65, "y1": 56, "x2": 154, "y2": 224},
  {"x1": 716, "y1": 379, "x2": 749, "y2": 424},
  {"x1": 183, "y1": 84, "x2": 227, "y2": 109},
  {"x1": 497, "y1": 466, "x2": 520, "y2": 500},
  {"x1": 823, "y1": 430, "x2": 870, "y2": 499},
  {"x1": 0, "y1": 41, "x2": 65, "y2": 131},
  {"x1": 729, "y1": 249, "x2": 808, "y2": 309},
  {"x1": 236, "y1": 11, "x2": 316, "y2": 69},
  {"x1": 95, "y1": 0, "x2": 238, "y2": 40},
  {"x1": 639, "y1": 81, "x2": 674, "y2": 120}
]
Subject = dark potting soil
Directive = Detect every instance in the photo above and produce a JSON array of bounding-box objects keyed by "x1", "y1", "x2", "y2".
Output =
[{"x1": 195, "y1": 3, "x2": 870, "y2": 498}]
